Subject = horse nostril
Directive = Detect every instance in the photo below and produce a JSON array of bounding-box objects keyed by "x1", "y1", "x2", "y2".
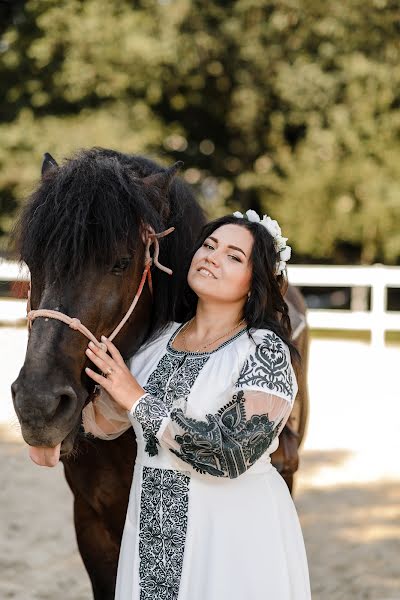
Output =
[
  {"x1": 53, "y1": 389, "x2": 78, "y2": 421},
  {"x1": 11, "y1": 379, "x2": 78, "y2": 426}
]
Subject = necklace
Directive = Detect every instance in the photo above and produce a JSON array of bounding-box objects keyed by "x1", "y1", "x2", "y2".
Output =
[{"x1": 179, "y1": 317, "x2": 246, "y2": 353}]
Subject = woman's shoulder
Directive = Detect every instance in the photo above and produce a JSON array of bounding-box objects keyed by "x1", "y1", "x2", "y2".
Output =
[
  {"x1": 247, "y1": 326, "x2": 290, "y2": 353},
  {"x1": 238, "y1": 327, "x2": 297, "y2": 400}
]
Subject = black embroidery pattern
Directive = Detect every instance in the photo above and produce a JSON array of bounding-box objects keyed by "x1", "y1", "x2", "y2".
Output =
[
  {"x1": 236, "y1": 331, "x2": 294, "y2": 398},
  {"x1": 136, "y1": 352, "x2": 209, "y2": 598},
  {"x1": 139, "y1": 467, "x2": 190, "y2": 600},
  {"x1": 169, "y1": 391, "x2": 282, "y2": 478},
  {"x1": 144, "y1": 354, "x2": 182, "y2": 398},
  {"x1": 136, "y1": 353, "x2": 209, "y2": 457},
  {"x1": 134, "y1": 354, "x2": 180, "y2": 456},
  {"x1": 134, "y1": 395, "x2": 169, "y2": 456}
]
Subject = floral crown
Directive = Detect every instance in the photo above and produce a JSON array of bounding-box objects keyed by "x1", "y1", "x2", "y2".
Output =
[{"x1": 232, "y1": 209, "x2": 291, "y2": 275}]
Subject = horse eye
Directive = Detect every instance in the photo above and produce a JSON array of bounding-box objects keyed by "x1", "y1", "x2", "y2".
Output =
[{"x1": 111, "y1": 257, "x2": 132, "y2": 274}]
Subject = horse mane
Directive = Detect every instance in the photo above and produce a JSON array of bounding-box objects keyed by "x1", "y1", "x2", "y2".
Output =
[{"x1": 13, "y1": 147, "x2": 206, "y2": 341}]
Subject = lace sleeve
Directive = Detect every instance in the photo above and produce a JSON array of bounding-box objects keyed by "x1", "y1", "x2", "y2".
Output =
[
  {"x1": 129, "y1": 330, "x2": 297, "y2": 478},
  {"x1": 82, "y1": 389, "x2": 132, "y2": 440},
  {"x1": 163, "y1": 389, "x2": 291, "y2": 478}
]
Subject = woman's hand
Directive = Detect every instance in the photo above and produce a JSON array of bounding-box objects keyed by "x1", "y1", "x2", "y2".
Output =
[{"x1": 85, "y1": 336, "x2": 146, "y2": 412}]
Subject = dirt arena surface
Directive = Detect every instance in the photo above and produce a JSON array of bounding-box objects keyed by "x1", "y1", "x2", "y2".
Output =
[{"x1": 1, "y1": 328, "x2": 399, "y2": 599}]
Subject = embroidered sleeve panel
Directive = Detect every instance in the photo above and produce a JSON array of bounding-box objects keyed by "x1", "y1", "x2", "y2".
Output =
[
  {"x1": 236, "y1": 330, "x2": 296, "y2": 403},
  {"x1": 165, "y1": 390, "x2": 291, "y2": 478},
  {"x1": 128, "y1": 389, "x2": 291, "y2": 478},
  {"x1": 128, "y1": 392, "x2": 170, "y2": 457}
]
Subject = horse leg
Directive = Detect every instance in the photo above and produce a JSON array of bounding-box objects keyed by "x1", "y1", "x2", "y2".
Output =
[
  {"x1": 62, "y1": 431, "x2": 135, "y2": 598},
  {"x1": 281, "y1": 472, "x2": 294, "y2": 494},
  {"x1": 73, "y1": 492, "x2": 120, "y2": 600}
]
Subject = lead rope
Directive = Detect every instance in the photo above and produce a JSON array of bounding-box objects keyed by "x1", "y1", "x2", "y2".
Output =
[{"x1": 26, "y1": 226, "x2": 175, "y2": 352}]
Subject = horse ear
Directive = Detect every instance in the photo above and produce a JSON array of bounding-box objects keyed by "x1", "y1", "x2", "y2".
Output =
[
  {"x1": 41, "y1": 152, "x2": 58, "y2": 177},
  {"x1": 142, "y1": 161, "x2": 183, "y2": 193}
]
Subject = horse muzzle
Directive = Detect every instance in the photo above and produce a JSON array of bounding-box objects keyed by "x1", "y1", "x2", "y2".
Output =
[{"x1": 11, "y1": 373, "x2": 80, "y2": 446}]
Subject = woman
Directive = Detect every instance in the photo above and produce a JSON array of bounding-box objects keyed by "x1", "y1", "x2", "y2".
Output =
[{"x1": 83, "y1": 210, "x2": 311, "y2": 600}]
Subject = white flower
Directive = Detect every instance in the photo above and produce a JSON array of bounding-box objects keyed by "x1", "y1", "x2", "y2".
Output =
[
  {"x1": 245, "y1": 209, "x2": 261, "y2": 222},
  {"x1": 232, "y1": 209, "x2": 291, "y2": 272},
  {"x1": 276, "y1": 260, "x2": 287, "y2": 274},
  {"x1": 275, "y1": 236, "x2": 288, "y2": 251},
  {"x1": 261, "y1": 215, "x2": 282, "y2": 237},
  {"x1": 280, "y1": 246, "x2": 291, "y2": 262}
]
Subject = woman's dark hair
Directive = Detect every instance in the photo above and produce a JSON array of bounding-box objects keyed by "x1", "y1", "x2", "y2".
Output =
[{"x1": 179, "y1": 214, "x2": 300, "y2": 365}]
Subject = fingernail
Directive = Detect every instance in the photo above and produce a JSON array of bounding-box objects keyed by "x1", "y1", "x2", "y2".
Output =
[
  {"x1": 85, "y1": 367, "x2": 90, "y2": 372},
  {"x1": 89, "y1": 341, "x2": 94, "y2": 348},
  {"x1": 101, "y1": 335, "x2": 107, "y2": 341}
]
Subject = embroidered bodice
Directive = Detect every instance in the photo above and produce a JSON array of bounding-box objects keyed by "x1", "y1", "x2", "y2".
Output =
[{"x1": 83, "y1": 321, "x2": 298, "y2": 479}]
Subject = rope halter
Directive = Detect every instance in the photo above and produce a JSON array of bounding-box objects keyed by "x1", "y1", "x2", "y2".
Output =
[{"x1": 26, "y1": 226, "x2": 175, "y2": 351}]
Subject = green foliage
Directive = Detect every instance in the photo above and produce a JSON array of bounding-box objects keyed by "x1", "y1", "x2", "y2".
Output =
[{"x1": 1, "y1": 0, "x2": 399, "y2": 263}]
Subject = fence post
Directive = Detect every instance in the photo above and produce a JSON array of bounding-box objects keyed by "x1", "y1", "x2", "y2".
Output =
[{"x1": 370, "y1": 265, "x2": 386, "y2": 350}]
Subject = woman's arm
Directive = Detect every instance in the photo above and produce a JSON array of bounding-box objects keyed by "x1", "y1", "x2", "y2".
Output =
[
  {"x1": 82, "y1": 336, "x2": 147, "y2": 440},
  {"x1": 93, "y1": 402, "x2": 117, "y2": 434},
  {"x1": 82, "y1": 392, "x2": 133, "y2": 440},
  {"x1": 129, "y1": 388, "x2": 291, "y2": 477}
]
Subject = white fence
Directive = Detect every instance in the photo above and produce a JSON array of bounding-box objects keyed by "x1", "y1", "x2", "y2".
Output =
[
  {"x1": 1, "y1": 260, "x2": 400, "y2": 347},
  {"x1": 288, "y1": 264, "x2": 400, "y2": 348}
]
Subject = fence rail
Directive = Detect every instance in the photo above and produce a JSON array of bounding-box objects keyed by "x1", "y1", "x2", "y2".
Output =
[
  {"x1": 1, "y1": 260, "x2": 399, "y2": 347},
  {"x1": 289, "y1": 264, "x2": 400, "y2": 347}
]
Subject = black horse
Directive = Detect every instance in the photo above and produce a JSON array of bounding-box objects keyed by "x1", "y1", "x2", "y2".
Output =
[
  {"x1": 11, "y1": 147, "x2": 206, "y2": 598},
  {"x1": 11, "y1": 147, "x2": 308, "y2": 599}
]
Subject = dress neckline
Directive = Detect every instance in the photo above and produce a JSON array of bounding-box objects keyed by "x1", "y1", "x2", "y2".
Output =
[{"x1": 167, "y1": 321, "x2": 248, "y2": 357}]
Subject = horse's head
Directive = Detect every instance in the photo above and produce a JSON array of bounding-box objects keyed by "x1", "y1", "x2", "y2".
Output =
[{"x1": 11, "y1": 147, "x2": 204, "y2": 457}]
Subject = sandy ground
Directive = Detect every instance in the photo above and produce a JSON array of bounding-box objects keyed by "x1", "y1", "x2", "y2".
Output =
[{"x1": 1, "y1": 327, "x2": 400, "y2": 599}]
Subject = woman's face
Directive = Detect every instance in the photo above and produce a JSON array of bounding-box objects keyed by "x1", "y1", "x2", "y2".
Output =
[{"x1": 187, "y1": 224, "x2": 254, "y2": 304}]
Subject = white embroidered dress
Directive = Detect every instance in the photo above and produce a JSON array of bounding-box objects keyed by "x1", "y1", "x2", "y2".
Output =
[{"x1": 83, "y1": 321, "x2": 311, "y2": 600}]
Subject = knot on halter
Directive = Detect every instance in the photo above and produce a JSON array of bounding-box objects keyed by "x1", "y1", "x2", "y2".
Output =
[
  {"x1": 144, "y1": 226, "x2": 175, "y2": 275},
  {"x1": 69, "y1": 318, "x2": 82, "y2": 330}
]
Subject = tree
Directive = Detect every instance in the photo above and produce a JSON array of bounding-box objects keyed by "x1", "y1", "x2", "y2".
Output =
[{"x1": 1, "y1": 0, "x2": 399, "y2": 264}]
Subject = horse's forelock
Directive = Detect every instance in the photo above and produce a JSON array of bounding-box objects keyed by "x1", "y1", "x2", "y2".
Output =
[
  {"x1": 15, "y1": 148, "x2": 168, "y2": 283},
  {"x1": 13, "y1": 146, "x2": 206, "y2": 337}
]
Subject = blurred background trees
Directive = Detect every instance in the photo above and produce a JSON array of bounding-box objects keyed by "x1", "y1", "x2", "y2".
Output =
[{"x1": 1, "y1": 0, "x2": 399, "y2": 264}]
